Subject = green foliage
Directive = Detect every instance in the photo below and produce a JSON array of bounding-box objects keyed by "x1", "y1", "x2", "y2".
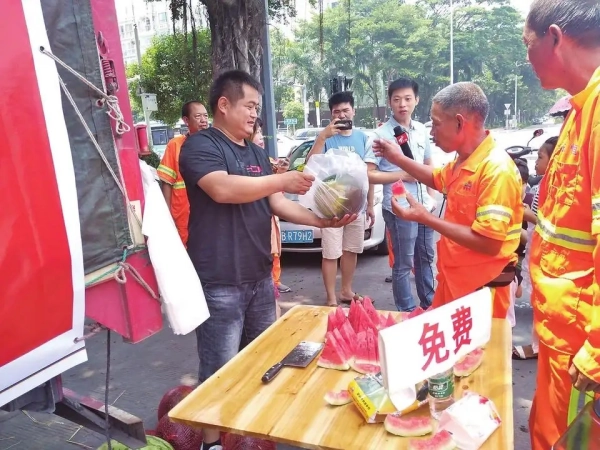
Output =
[
  {"x1": 139, "y1": 150, "x2": 161, "y2": 169},
  {"x1": 127, "y1": 30, "x2": 212, "y2": 126},
  {"x1": 283, "y1": 101, "x2": 304, "y2": 124},
  {"x1": 274, "y1": 0, "x2": 557, "y2": 127}
]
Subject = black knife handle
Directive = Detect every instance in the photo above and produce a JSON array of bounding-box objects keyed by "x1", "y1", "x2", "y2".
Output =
[{"x1": 262, "y1": 362, "x2": 283, "y2": 383}]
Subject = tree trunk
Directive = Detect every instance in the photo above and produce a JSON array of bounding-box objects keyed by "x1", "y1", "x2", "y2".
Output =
[{"x1": 202, "y1": 0, "x2": 266, "y2": 80}]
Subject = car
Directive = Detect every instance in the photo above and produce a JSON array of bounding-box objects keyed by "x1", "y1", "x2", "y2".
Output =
[
  {"x1": 275, "y1": 133, "x2": 297, "y2": 157},
  {"x1": 279, "y1": 139, "x2": 388, "y2": 255}
]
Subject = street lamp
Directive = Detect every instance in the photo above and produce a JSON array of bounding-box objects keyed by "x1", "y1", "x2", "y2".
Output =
[{"x1": 450, "y1": 0, "x2": 454, "y2": 85}]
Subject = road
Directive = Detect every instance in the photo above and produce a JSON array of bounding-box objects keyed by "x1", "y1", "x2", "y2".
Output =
[{"x1": 0, "y1": 126, "x2": 560, "y2": 450}]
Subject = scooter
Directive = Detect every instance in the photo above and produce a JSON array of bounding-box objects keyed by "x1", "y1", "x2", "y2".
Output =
[{"x1": 505, "y1": 128, "x2": 544, "y2": 187}]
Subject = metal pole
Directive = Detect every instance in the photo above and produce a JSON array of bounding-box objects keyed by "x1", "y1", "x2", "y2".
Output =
[
  {"x1": 133, "y1": 12, "x2": 152, "y2": 144},
  {"x1": 450, "y1": 0, "x2": 454, "y2": 85},
  {"x1": 303, "y1": 85, "x2": 309, "y2": 128},
  {"x1": 514, "y1": 74, "x2": 518, "y2": 129},
  {"x1": 260, "y1": 0, "x2": 277, "y2": 159}
]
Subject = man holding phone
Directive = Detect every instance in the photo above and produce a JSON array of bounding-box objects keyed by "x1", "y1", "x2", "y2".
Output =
[{"x1": 307, "y1": 91, "x2": 377, "y2": 306}]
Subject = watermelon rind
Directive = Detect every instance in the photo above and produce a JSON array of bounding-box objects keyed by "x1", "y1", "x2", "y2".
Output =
[
  {"x1": 350, "y1": 361, "x2": 381, "y2": 375},
  {"x1": 96, "y1": 436, "x2": 174, "y2": 450},
  {"x1": 324, "y1": 389, "x2": 352, "y2": 406},
  {"x1": 454, "y1": 348, "x2": 484, "y2": 378},
  {"x1": 408, "y1": 430, "x2": 457, "y2": 450},
  {"x1": 384, "y1": 415, "x2": 433, "y2": 437}
]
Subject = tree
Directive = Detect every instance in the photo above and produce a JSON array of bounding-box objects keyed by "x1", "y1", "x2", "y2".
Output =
[
  {"x1": 127, "y1": 30, "x2": 212, "y2": 126},
  {"x1": 153, "y1": 0, "x2": 316, "y2": 78},
  {"x1": 283, "y1": 101, "x2": 304, "y2": 125}
]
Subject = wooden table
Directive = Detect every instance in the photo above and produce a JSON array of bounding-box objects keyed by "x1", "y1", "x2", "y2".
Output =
[{"x1": 170, "y1": 305, "x2": 514, "y2": 449}]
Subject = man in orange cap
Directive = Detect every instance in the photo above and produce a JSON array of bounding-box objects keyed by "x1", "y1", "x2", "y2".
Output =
[
  {"x1": 523, "y1": 1, "x2": 600, "y2": 448},
  {"x1": 157, "y1": 101, "x2": 209, "y2": 245}
]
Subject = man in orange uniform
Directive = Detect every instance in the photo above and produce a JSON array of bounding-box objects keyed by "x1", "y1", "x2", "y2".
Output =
[
  {"x1": 157, "y1": 101, "x2": 209, "y2": 245},
  {"x1": 523, "y1": 1, "x2": 600, "y2": 448},
  {"x1": 373, "y1": 82, "x2": 523, "y2": 319}
]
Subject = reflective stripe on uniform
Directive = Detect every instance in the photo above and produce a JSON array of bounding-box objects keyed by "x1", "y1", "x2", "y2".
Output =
[
  {"x1": 567, "y1": 387, "x2": 594, "y2": 425},
  {"x1": 476, "y1": 204, "x2": 512, "y2": 223},
  {"x1": 536, "y1": 212, "x2": 595, "y2": 253},
  {"x1": 506, "y1": 223, "x2": 522, "y2": 240},
  {"x1": 157, "y1": 165, "x2": 177, "y2": 180},
  {"x1": 173, "y1": 181, "x2": 186, "y2": 189}
]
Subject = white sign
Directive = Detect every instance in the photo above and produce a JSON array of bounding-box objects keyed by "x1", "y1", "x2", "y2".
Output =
[
  {"x1": 142, "y1": 93, "x2": 158, "y2": 112},
  {"x1": 378, "y1": 288, "x2": 493, "y2": 411},
  {"x1": 504, "y1": 103, "x2": 511, "y2": 110}
]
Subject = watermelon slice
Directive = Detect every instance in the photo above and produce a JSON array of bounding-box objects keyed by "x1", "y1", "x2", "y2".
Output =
[
  {"x1": 348, "y1": 299, "x2": 360, "y2": 332},
  {"x1": 317, "y1": 332, "x2": 350, "y2": 371},
  {"x1": 350, "y1": 330, "x2": 380, "y2": 374},
  {"x1": 324, "y1": 389, "x2": 352, "y2": 406},
  {"x1": 362, "y1": 297, "x2": 381, "y2": 329},
  {"x1": 383, "y1": 312, "x2": 397, "y2": 329},
  {"x1": 454, "y1": 348, "x2": 484, "y2": 377},
  {"x1": 335, "y1": 306, "x2": 347, "y2": 326},
  {"x1": 365, "y1": 328, "x2": 379, "y2": 364},
  {"x1": 356, "y1": 302, "x2": 378, "y2": 334},
  {"x1": 384, "y1": 414, "x2": 433, "y2": 437},
  {"x1": 408, "y1": 430, "x2": 457, "y2": 450},
  {"x1": 392, "y1": 180, "x2": 407, "y2": 201},
  {"x1": 326, "y1": 310, "x2": 337, "y2": 334},
  {"x1": 338, "y1": 320, "x2": 357, "y2": 357},
  {"x1": 332, "y1": 328, "x2": 352, "y2": 362},
  {"x1": 408, "y1": 307, "x2": 426, "y2": 319}
]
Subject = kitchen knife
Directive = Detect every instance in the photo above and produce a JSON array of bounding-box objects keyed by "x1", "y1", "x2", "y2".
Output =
[{"x1": 261, "y1": 341, "x2": 323, "y2": 383}]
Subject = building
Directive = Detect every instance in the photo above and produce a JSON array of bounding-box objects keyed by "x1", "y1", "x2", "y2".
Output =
[{"x1": 116, "y1": 0, "x2": 207, "y2": 65}]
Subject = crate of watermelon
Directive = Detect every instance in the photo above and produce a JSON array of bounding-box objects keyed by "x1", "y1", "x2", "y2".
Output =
[{"x1": 299, "y1": 148, "x2": 369, "y2": 219}]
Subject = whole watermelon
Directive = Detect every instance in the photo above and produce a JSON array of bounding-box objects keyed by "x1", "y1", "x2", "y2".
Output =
[
  {"x1": 157, "y1": 385, "x2": 194, "y2": 421},
  {"x1": 156, "y1": 415, "x2": 203, "y2": 450},
  {"x1": 96, "y1": 435, "x2": 173, "y2": 449},
  {"x1": 222, "y1": 433, "x2": 277, "y2": 450}
]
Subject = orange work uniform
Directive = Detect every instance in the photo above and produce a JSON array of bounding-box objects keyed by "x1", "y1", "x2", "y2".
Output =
[
  {"x1": 528, "y1": 67, "x2": 600, "y2": 450},
  {"x1": 157, "y1": 135, "x2": 190, "y2": 245},
  {"x1": 431, "y1": 133, "x2": 524, "y2": 319}
]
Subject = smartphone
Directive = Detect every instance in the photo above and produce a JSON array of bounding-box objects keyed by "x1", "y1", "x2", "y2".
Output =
[{"x1": 336, "y1": 119, "x2": 353, "y2": 130}]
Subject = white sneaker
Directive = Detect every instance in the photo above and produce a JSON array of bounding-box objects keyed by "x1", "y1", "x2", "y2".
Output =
[{"x1": 201, "y1": 444, "x2": 223, "y2": 450}]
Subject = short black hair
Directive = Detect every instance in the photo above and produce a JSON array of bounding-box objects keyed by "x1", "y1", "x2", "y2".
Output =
[
  {"x1": 514, "y1": 158, "x2": 530, "y2": 183},
  {"x1": 527, "y1": 0, "x2": 600, "y2": 47},
  {"x1": 253, "y1": 117, "x2": 263, "y2": 135},
  {"x1": 181, "y1": 101, "x2": 203, "y2": 119},
  {"x1": 209, "y1": 70, "x2": 263, "y2": 114},
  {"x1": 328, "y1": 91, "x2": 354, "y2": 111},
  {"x1": 388, "y1": 78, "x2": 419, "y2": 101},
  {"x1": 541, "y1": 136, "x2": 559, "y2": 157}
]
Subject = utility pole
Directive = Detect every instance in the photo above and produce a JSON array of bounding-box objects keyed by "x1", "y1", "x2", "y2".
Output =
[
  {"x1": 450, "y1": 0, "x2": 454, "y2": 84},
  {"x1": 133, "y1": 4, "x2": 152, "y2": 143},
  {"x1": 514, "y1": 74, "x2": 518, "y2": 129},
  {"x1": 260, "y1": 0, "x2": 277, "y2": 159}
]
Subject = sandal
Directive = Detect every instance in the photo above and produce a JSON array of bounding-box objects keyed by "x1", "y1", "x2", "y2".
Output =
[
  {"x1": 340, "y1": 294, "x2": 372, "y2": 305},
  {"x1": 512, "y1": 345, "x2": 538, "y2": 360}
]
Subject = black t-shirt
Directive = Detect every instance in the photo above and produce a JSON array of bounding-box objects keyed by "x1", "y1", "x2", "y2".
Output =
[{"x1": 179, "y1": 128, "x2": 273, "y2": 285}]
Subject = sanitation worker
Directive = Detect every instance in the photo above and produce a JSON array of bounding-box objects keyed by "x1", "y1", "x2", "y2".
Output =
[
  {"x1": 523, "y1": 0, "x2": 600, "y2": 448},
  {"x1": 372, "y1": 82, "x2": 524, "y2": 320}
]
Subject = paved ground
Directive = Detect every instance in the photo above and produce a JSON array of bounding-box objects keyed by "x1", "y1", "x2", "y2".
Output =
[{"x1": 0, "y1": 126, "x2": 557, "y2": 449}]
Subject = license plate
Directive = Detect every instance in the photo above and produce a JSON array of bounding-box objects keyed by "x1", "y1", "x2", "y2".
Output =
[{"x1": 281, "y1": 230, "x2": 313, "y2": 243}]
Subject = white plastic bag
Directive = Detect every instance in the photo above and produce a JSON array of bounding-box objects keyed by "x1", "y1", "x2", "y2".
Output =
[
  {"x1": 139, "y1": 161, "x2": 210, "y2": 335},
  {"x1": 299, "y1": 148, "x2": 368, "y2": 219}
]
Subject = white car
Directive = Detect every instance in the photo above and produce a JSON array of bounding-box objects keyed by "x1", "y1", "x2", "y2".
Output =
[
  {"x1": 275, "y1": 133, "x2": 297, "y2": 157},
  {"x1": 279, "y1": 139, "x2": 388, "y2": 255}
]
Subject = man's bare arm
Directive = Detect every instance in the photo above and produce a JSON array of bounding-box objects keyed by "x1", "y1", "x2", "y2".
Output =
[
  {"x1": 367, "y1": 169, "x2": 416, "y2": 184},
  {"x1": 269, "y1": 192, "x2": 322, "y2": 227},
  {"x1": 306, "y1": 134, "x2": 327, "y2": 161},
  {"x1": 423, "y1": 157, "x2": 437, "y2": 197},
  {"x1": 161, "y1": 182, "x2": 173, "y2": 209},
  {"x1": 199, "y1": 171, "x2": 311, "y2": 204},
  {"x1": 421, "y1": 214, "x2": 503, "y2": 256},
  {"x1": 373, "y1": 139, "x2": 436, "y2": 188}
]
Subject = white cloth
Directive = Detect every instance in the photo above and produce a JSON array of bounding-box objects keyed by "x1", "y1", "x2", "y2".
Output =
[{"x1": 139, "y1": 161, "x2": 210, "y2": 335}]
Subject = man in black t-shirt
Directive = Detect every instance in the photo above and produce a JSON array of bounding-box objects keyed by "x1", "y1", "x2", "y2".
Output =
[{"x1": 179, "y1": 70, "x2": 356, "y2": 450}]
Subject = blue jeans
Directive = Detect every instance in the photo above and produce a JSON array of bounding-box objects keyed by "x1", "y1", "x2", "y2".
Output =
[
  {"x1": 196, "y1": 277, "x2": 276, "y2": 383},
  {"x1": 383, "y1": 210, "x2": 435, "y2": 312}
]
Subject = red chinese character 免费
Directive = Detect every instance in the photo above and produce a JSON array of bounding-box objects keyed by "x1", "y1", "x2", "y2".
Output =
[
  {"x1": 418, "y1": 322, "x2": 450, "y2": 371},
  {"x1": 451, "y1": 306, "x2": 473, "y2": 354}
]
